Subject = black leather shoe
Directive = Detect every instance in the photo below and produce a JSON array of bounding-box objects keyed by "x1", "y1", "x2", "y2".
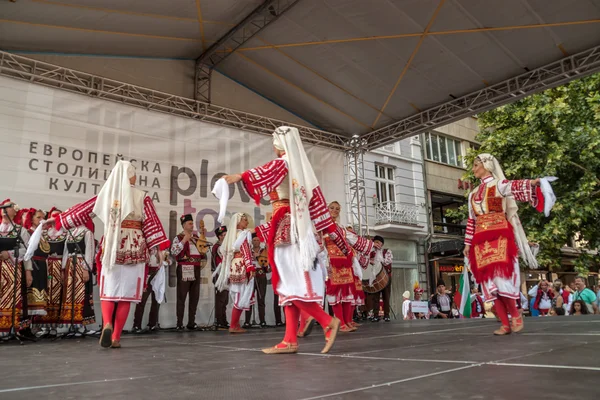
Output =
[
  {"x1": 384, "y1": 317, "x2": 391, "y2": 322},
  {"x1": 260, "y1": 322, "x2": 267, "y2": 328}
]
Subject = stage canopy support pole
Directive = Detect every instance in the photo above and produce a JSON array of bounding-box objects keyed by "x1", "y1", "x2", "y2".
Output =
[{"x1": 194, "y1": 0, "x2": 301, "y2": 103}]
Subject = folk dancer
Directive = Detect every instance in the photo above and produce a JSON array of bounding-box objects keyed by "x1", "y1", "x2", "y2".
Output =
[
  {"x1": 38, "y1": 208, "x2": 67, "y2": 330},
  {"x1": 245, "y1": 233, "x2": 268, "y2": 328},
  {"x1": 215, "y1": 213, "x2": 256, "y2": 334},
  {"x1": 220, "y1": 126, "x2": 351, "y2": 354},
  {"x1": 47, "y1": 161, "x2": 169, "y2": 348},
  {"x1": 211, "y1": 226, "x2": 229, "y2": 329},
  {"x1": 22, "y1": 208, "x2": 49, "y2": 324},
  {"x1": 325, "y1": 201, "x2": 377, "y2": 332},
  {"x1": 0, "y1": 199, "x2": 33, "y2": 337},
  {"x1": 59, "y1": 220, "x2": 96, "y2": 330},
  {"x1": 171, "y1": 214, "x2": 205, "y2": 331},
  {"x1": 464, "y1": 153, "x2": 551, "y2": 335},
  {"x1": 366, "y1": 235, "x2": 393, "y2": 322},
  {"x1": 131, "y1": 248, "x2": 163, "y2": 333}
]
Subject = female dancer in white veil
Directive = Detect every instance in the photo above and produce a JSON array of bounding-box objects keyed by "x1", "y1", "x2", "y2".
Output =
[
  {"x1": 220, "y1": 127, "x2": 351, "y2": 354},
  {"x1": 464, "y1": 154, "x2": 553, "y2": 335}
]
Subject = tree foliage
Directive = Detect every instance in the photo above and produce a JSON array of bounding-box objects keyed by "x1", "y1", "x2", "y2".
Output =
[{"x1": 463, "y1": 73, "x2": 600, "y2": 272}]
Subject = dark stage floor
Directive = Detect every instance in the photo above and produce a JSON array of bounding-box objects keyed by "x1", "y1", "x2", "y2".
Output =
[{"x1": 1, "y1": 316, "x2": 599, "y2": 399}]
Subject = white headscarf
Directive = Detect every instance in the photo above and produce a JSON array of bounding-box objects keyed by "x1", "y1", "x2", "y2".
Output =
[
  {"x1": 273, "y1": 126, "x2": 321, "y2": 271},
  {"x1": 476, "y1": 153, "x2": 538, "y2": 269},
  {"x1": 93, "y1": 160, "x2": 136, "y2": 269},
  {"x1": 215, "y1": 212, "x2": 251, "y2": 291}
]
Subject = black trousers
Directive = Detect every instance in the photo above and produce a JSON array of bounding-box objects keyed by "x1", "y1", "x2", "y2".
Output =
[
  {"x1": 245, "y1": 274, "x2": 267, "y2": 324},
  {"x1": 215, "y1": 288, "x2": 229, "y2": 325},
  {"x1": 273, "y1": 292, "x2": 282, "y2": 324},
  {"x1": 176, "y1": 265, "x2": 201, "y2": 327},
  {"x1": 366, "y1": 282, "x2": 391, "y2": 318},
  {"x1": 133, "y1": 281, "x2": 160, "y2": 328}
]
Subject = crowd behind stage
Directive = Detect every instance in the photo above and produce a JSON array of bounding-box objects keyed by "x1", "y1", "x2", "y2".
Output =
[
  {"x1": 0, "y1": 199, "x2": 400, "y2": 341},
  {"x1": 401, "y1": 275, "x2": 599, "y2": 320}
]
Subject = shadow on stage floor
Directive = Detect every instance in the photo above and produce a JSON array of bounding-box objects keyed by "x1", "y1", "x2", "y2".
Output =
[{"x1": 1, "y1": 316, "x2": 599, "y2": 399}]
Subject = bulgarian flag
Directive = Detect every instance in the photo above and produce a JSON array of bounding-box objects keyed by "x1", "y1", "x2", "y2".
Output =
[{"x1": 458, "y1": 257, "x2": 472, "y2": 318}]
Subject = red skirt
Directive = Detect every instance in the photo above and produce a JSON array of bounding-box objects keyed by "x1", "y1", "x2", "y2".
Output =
[{"x1": 468, "y1": 213, "x2": 518, "y2": 284}]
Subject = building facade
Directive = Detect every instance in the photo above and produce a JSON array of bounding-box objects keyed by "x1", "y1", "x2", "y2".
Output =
[
  {"x1": 346, "y1": 137, "x2": 428, "y2": 316},
  {"x1": 422, "y1": 118, "x2": 479, "y2": 294}
]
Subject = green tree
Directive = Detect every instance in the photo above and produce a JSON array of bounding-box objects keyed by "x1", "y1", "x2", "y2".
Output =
[{"x1": 464, "y1": 73, "x2": 600, "y2": 272}]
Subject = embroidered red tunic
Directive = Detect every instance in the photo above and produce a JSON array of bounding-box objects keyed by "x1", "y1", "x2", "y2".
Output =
[
  {"x1": 242, "y1": 158, "x2": 349, "y2": 297},
  {"x1": 465, "y1": 176, "x2": 543, "y2": 299}
]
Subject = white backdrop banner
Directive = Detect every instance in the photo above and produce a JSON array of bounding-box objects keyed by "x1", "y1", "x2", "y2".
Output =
[{"x1": 0, "y1": 76, "x2": 346, "y2": 328}]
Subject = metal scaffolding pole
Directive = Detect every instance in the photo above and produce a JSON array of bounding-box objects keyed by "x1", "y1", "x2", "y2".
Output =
[
  {"x1": 346, "y1": 135, "x2": 369, "y2": 236},
  {"x1": 194, "y1": 0, "x2": 301, "y2": 102},
  {"x1": 0, "y1": 51, "x2": 348, "y2": 151}
]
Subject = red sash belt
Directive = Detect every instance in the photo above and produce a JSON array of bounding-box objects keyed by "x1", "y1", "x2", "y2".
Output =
[{"x1": 121, "y1": 220, "x2": 142, "y2": 229}]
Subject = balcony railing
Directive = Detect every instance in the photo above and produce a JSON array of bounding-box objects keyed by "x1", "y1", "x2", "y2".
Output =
[
  {"x1": 433, "y1": 221, "x2": 466, "y2": 236},
  {"x1": 374, "y1": 201, "x2": 420, "y2": 226}
]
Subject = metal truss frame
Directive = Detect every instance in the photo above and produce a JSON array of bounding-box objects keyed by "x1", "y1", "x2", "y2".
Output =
[
  {"x1": 194, "y1": 0, "x2": 301, "y2": 102},
  {"x1": 345, "y1": 135, "x2": 369, "y2": 236},
  {"x1": 362, "y1": 44, "x2": 600, "y2": 150},
  {"x1": 0, "y1": 51, "x2": 348, "y2": 151}
]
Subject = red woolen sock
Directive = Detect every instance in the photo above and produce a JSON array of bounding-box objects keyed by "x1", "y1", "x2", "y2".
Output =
[
  {"x1": 112, "y1": 302, "x2": 131, "y2": 341},
  {"x1": 499, "y1": 296, "x2": 519, "y2": 319},
  {"x1": 231, "y1": 307, "x2": 243, "y2": 329},
  {"x1": 281, "y1": 305, "x2": 299, "y2": 345},
  {"x1": 292, "y1": 301, "x2": 333, "y2": 329},
  {"x1": 298, "y1": 310, "x2": 310, "y2": 333},
  {"x1": 343, "y1": 302, "x2": 354, "y2": 325},
  {"x1": 332, "y1": 303, "x2": 345, "y2": 326},
  {"x1": 100, "y1": 300, "x2": 115, "y2": 328},
  {"x1": 494, "y1": 297, "x2": 510, "y2": 328}
]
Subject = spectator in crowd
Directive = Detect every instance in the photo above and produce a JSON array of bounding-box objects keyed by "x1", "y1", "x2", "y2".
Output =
[
  {"x1": 401, "y1": 291, "x2": 412, "y2": 320},
  {"x1": 570, "y1": 300, "x2": 589, "y2": 316},
  {"x1": 430, "y1": 281, "x2": 453, "y2": 319},
  {"x1": 572, "y1": 276, "x2": 598, "y2": 314},
  {"x1": 549, "y1": 306, "x2": 565, "y2": 316},
  {"x1": 470, "y1": 285, "x2": 485, "y2": 318},
  {"x1": 568, "y1": 281, "x2": 577, "y2": 292},
  {"x1": 528, "y1": 280, "x2": 553, "y2": 316},
  {"x1": 551, "y1": 279, "x2": 571, "y2": 315}
]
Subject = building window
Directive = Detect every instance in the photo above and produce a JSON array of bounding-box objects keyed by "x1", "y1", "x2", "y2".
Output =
[
  {"x1": 374, "y1": 164, "x2": 395, "y2": 204},
  {"x1": 430, "y1": 192, "x2": 466, "y2": 236},
  {"x1": 378, "y1": 142, "x2": 399, "y2": 154},
  {"x1": 425, "y1": 132, "x2": 463, "y2": 167},
  {"x1": 385, "y1": 238, "x2": 417, "y2": 264}
]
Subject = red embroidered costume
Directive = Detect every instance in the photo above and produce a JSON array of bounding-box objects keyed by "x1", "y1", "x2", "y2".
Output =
[
  {"x1": 465, "y1": 153, "x2": 549, "y2": 335},
  {"x1": 56, "y1": 161, "x2": 168, "y2": 348},
  {"x1": 215, "y1": 213, "x2": 256, "y2": 333},
  {"x1": 324, "y1": 222, "x2": 374, "y2": 331},
  {"x1": 219, "y1": 126, "x2": 350, "y2": 354},
  {"x1": 0, "y1": 199, "x2": 32, "y2": 336}
]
